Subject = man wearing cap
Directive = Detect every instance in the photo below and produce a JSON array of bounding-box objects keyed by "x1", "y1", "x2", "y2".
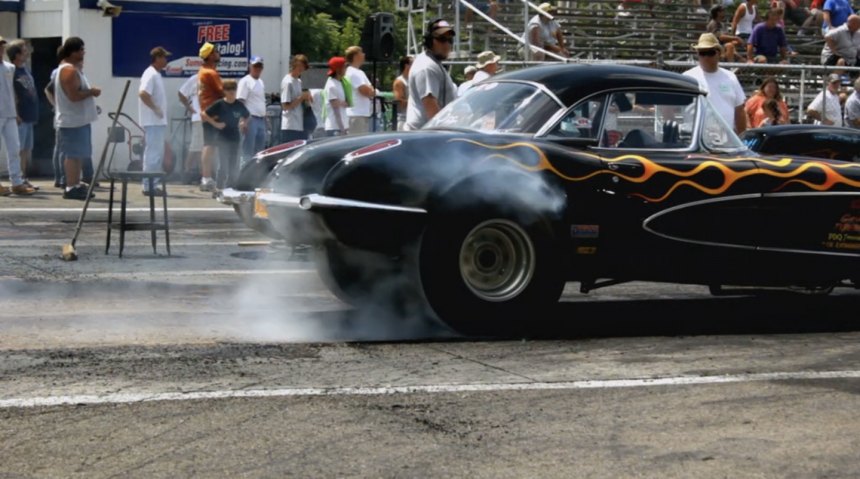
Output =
[
  {"x1": 345, "y1": 46, "x2": 378, "y2": 135},
  {"x1": 807, "y1": 74, "x2": 845, "y2": 127},
  {"x1": 844, "y1": 77, "x2": 860, "y2": 128},
  {"x1": 197, "y1": 42, "x2": 223, "y2": 192},
  {"x1": 0, "y1": 37, "x2": 34, "y2": 196},
  {"x1": 457, "y1": 65, "x2": 478, "y2": 96},
  {"x1": 521, "y1": 3, "x2": 570, "y2": 61},
  {"x1": 324, "y1": 57, "x2": 349, "y2": 136},
  {"x1": 138, "y1": 46, "x2": 171, "y2": 196},
  {"x1": 684, "y1": 33, "x2": 747, "y2": 134},
  {"x1": 473, "y1": 50, "x2": 500, "y2": 84},
  {"x1": 281, "y1": 54, "x2": 312, "y2": 142},
  {"x1": 237, "y1": 56, "x2": 267, "y2": 161},
  {"x1": 405, "y1": 19, "x2": 458, "y2": 131}
]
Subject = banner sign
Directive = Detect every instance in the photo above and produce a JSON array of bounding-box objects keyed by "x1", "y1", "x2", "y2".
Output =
[
  {"x1": 112, "y1": 12, "x2": 250, "y2": 78},
  {"x1": 0, "y1": 0, "x2": 22, "y2": 12}
]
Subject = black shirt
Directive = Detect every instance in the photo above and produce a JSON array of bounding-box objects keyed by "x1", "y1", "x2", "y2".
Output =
[{"x1": 205, "y1": 99, "x2": 250, "y2": 141}]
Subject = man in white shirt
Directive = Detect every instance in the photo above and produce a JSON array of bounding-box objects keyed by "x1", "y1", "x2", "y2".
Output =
[
  {"x1": 406, "y1": 19, "x2": 458, "y2": 131},
  {"x1": 520, "y1": 3, "x2": 570, "y2": 61},
  {"x1": 178, "y1": 72, "x2": 203, "y2": 184},
  {"x1": 138, "y1": 46, "x2": 171, "y2": 196},
  {"x1": 807, "y1": 74, "x2": 845, "y2": 127},
  {"x1": 324, "y1": 56, "x2": 349, "y2": 136},
  {"x1": 821, "y1": 14, "x2": 860, "y2": 66},
  {"x1": 344, "y1": 46, "x2": 377, "y2": 135},
  {"x1": 473, "y1": 50, "x2": 500, "y2": 84},
  {"x1": 281, "y1": 54, "x2": 311, "y2": 142},
  {"x1": 684, "y1": 33, "x2": 747, "y2": 134},
  {"x1": 845, "y1": 77, "x2": 860, "y2": 128},
  {"x1": 237, "y1": 56, "x2": 267, "y2": 161},
  {"x1": 457, "y1": 66, "x2": 478, "y2": 96}
]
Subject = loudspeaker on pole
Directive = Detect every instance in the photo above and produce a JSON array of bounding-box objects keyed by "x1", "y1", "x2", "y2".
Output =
[{"x1": 360, "y1": 12, "x2": 396, "y2": 62}]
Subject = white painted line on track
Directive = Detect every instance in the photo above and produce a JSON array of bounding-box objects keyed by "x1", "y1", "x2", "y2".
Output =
[
  {"x1": 3, "y1": 370, "x2": 860, "y2": 409},
  {"x1": 74, "y1": 269, "x2": 315, "y2": 279},
  {"x1": 0, "y1": 207, "x2": 232, "y2": 213}
]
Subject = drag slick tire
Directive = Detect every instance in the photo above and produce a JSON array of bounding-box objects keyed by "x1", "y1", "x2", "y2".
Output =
[
  {"x1": 315, "y1": 241, "x2": 417, "y2": 308},
  {"x1": 418, "y1": 206, "x2": 565, "y2": 336}
]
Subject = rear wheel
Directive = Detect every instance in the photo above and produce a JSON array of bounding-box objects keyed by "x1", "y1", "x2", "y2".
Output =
[{"x1": 419, "y1": 207, "x2": 565, "y2": 335}]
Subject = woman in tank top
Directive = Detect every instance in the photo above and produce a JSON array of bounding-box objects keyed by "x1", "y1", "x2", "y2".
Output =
[
  {"x1": 393, "y1": 56, "x2": 412, "y2": 131},
  {"x1": 732, "y1": 0, "x2": 758, "y2": 40}
]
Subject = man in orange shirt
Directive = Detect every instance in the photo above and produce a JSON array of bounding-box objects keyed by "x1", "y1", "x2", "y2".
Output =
[{"x1": 197, "y1": 42, "x2": 223, "y2": 191}]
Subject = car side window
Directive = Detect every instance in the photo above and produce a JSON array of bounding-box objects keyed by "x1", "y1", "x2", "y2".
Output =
[
  {"x1": 600, "y1": 91, "x2": 697, "y2": 149},
  {"x1": 547, "y1": 96, "x2": 606, "y2": 139}
]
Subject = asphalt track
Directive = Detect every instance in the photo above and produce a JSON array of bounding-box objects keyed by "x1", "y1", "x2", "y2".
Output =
[{"x1": 2, "y1": 182, "x2": 860, "y2": 478}]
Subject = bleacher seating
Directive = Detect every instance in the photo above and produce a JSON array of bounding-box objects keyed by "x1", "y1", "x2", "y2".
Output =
[{"x1": 417, "y1": 0, "x2": 860, "y2": 122}]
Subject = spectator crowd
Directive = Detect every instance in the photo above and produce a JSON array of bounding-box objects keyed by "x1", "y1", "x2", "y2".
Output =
[{"x1": 0, "y1": 0, "x2": 858, "y2": 198}]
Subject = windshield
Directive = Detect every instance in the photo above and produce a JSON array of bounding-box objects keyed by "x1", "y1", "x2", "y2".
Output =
[
  {"x1": 700, "y1": 97, "x2": 746, "y2": 151},
  {"x1": 424, "y1": 81, "x2": 562, "y2": 134}
]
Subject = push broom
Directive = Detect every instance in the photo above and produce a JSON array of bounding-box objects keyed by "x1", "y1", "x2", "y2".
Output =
[{"x1": 62, "y1": 80, "x2": 131, "y2": 261}]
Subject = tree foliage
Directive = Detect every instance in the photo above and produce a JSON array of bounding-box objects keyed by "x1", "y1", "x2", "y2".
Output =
[{"x1": 291, "y1": 0, "x2": 410, "y2": 64}]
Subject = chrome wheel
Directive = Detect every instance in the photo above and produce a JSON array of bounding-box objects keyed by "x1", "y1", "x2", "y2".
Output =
[{"x1": 458, "y1": 220, "x2": 536, "y2": 302}]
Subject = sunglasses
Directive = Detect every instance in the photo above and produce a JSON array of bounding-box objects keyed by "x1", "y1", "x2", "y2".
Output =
[
  {"x1": 698, "y1": 49, "x2": 719, "y2": 57},
  {"x1": 434, "y1": 36, "x2": 454, "y2": 44}
]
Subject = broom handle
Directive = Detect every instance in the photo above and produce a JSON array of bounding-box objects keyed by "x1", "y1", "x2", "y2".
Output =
[{"x1": 70, "y1": 80, "x2": 131, "y2": 248}]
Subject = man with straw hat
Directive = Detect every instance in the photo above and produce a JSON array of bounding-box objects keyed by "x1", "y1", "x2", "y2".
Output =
[
  {"x1": 520, "y1": 3, "x2": 570, "y2": 61},
  {"x1": 684, "y1": 33, "x2": 747, "y2": 134},
  {"x1": 473, "y1": 50, "x2": 500, "y2": 84}
]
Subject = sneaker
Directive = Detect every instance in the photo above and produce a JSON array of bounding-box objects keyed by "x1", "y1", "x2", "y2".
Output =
[
  {"x1": 22, "y1": 179, "x2": 40, "y2": 191},
  {"x1": 0, "y1": 185, "x2": 10, "y2": 196},
  {"x1": 82, "y1": 178, "x2": 101, "y2": 188},
  {"x1": 142, "y1": 188, "x2": 166, "y2": 197},
  {"x1": 199, "y1": 178, "x2": 215, "y2": 192},
  {"x1": 11, "y1": 184, "x2": 36, "y2": 195},
  {"x1": 54, "y1": 181, "x2": 65, "y2": 189},
  {"x1": 63, "y1": 185, "x2": 94, "y2": 201}
]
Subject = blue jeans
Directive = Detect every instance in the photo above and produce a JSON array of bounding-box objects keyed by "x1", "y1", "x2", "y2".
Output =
[
  {"x1": 242, "y1": 117, "x2": 267, "y2": 162},
  {"x1": 142, "y1": 125, "x2": 166, "y2": 191},
  {"x1": 53, "y1": 128, "x2": 93, "y2": 184},
  {"x1": 0, "y1": 118, "x2": 22, "y2": 186}
]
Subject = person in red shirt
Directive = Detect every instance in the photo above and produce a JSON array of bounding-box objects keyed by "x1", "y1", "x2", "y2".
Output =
[{"x1": 197, "y1": 42, "x2": 223, "y2": 192}]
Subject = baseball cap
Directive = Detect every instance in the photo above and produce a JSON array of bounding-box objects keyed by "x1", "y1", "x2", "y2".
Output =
[
  {"x1": 828, "y1": 73, "x2": 841, "y2": 84},
  {"x1": 0, "y1": 37, "x2": 6, "y2": 46},
  {"x1": 328, "y1": 56, "x2": 346, "y2": 76},
  {"x1": 199, "y1": 42, "x2": 215, "y2": 59},
  {"x1": 250, "y1": 55, "x2": 264, "y2": 65},
  {"x1": 429, "y1": 19, "x2": 455, "y2": 37},
  {"x1": 150, "y1": 46, "x2": 172, "y2": 58}
]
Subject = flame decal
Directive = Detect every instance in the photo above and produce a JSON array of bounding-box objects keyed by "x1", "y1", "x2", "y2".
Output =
[{"x1": 450, "y1": 139, "x2": 860, "y2": 203}]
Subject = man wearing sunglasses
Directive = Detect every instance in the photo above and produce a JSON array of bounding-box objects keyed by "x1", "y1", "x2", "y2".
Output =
[
  {"x1": 404, "y1": 19, "x2": 458, "y2": 131},
  {"x1": 684, "y1": 33, "x2": 748, "y2": 134}
]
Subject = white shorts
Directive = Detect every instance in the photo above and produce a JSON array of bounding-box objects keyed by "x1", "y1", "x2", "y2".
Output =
[{"x1": 189, "y1": 121, "x2": 204, "y2": 152}]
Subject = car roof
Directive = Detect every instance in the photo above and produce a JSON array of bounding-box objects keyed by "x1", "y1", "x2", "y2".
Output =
[
  {"x1": 747, "y1": 124, "x2": 860, "y2": 137},
  {"x1": 492, "y1": 64, "x2": 703, "y2": 106}
]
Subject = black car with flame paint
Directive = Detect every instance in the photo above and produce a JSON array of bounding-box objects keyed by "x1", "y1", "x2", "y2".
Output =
[{"x1": 220, "y1": 64, "x2": 860, "y2": 334}]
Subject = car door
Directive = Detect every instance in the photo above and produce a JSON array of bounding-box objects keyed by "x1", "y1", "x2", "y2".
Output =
[
  {"x1": 585, "y1": 92, "x2": 761, "y2": 278},
  {"x1": 754, "y1": 154, "x2": 860, "y2": 259}
]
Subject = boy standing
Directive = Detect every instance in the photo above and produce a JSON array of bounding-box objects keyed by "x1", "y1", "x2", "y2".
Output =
[{"x1": 201, "y1": 79, "x2": 249, "y2": 190}]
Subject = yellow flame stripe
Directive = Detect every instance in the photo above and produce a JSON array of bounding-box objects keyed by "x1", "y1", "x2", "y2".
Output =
[{"x1": 449, "y1": 138, "x2": 860, "y2": 203}]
